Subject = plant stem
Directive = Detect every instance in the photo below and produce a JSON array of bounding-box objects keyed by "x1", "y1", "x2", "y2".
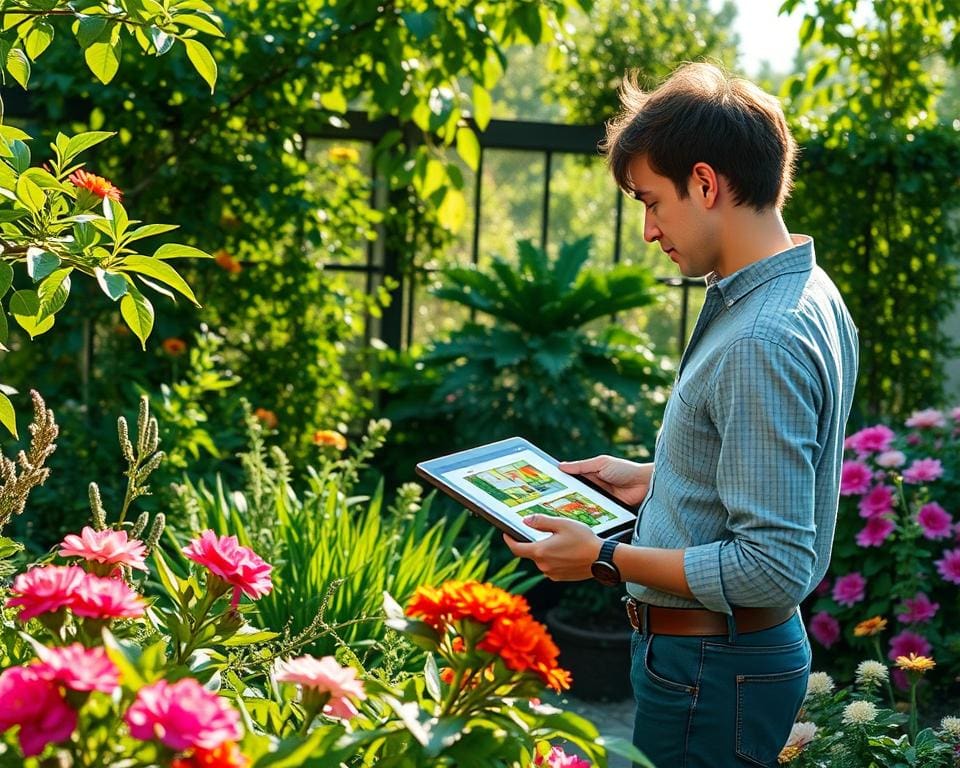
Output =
[{"x1": 909, "y1": 679, "x2": 918, "y2": 742}]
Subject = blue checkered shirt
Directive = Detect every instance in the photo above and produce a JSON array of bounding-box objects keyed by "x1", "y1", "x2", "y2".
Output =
[{"x1": 627, "y1": 236, "x2": 859, "y2": 612}]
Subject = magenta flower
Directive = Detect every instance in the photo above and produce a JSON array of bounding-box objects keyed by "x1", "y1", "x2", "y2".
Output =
[
  {"x1": 33, "y1": 643, "x2": 120, "y2": 694},
  {"x1": 59, "y1": 526, "x2": 148, "y2": 573},
  {"x1": 809, "y1": 611, "x2": 840, "y2": 648},
  {"x1": 0, "y1": 666, "x2": 77, "y2": 757},
  {"x1": 896, "y1": 593, "x2": 939, "y2": 624},
  {"x1": 844, "y1": 424, "x2": 895, "y2": 454},
  {"x1": 125, "y1": 677, "x2": 242, "y2": 751},
  {"x1": 71, "y1": 573, "x2": 145, "y2": 620},
  {"x1": 888, "y1": 630, "x2": 932, "y2": 661},
  {"x1": 875, "y1": 450, "x2": 907, "y2": 468},
  {"x1": 534, "y1": 746, "x2": 593, "y2": 768},
  {"x1": 951, "y1": 406, "x2": 960, "y2": 422},
  {"x1": 856, "y1": 516, "x2": 896, "y2": 548},
  {"x1": 5, "y1": 565, "x2": 88, "y2": 621},
  {"x1": 902, "y1": 458, "x2": 943, "y2": 484},
  {"x1": 935, "y1": 547, "x2": 960, "y2": 585},
  {"x1": 840, "y1": 460, "x2": 873, "y2": 495},
  {"x1": 275, "y1": 655, "x2": 367, "y2": 719},
  {"x1": 814, "y1": 577, "x2": 831, "y2": 597},
  {"x1": 917, "y1": 502, "x2": 953, "y2": 540},
  {"x1": 858, "y1": 485, "x2": 895, "y2": 518},
  {"x1": 183, "y1": 531, "x2": 273, "y2": 609},
  {"x1": 905, "y1": 408, "x2": 945, "y2": 429},
  {"x1": 832, "y1": 572, "x2": 866, "y2": 606}
]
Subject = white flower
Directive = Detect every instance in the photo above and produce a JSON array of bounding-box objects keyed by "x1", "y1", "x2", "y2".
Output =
[
  {"x1": 855, "y1": 660, "x2": 889, "y2": 687},
  {"x1": 940, "y1": 716, "x2": 960, "y2": 738},
  {"x1": 806, "y1": 671, "x2": 835, "y2": 698},
  {"x1": 784, "y1": 721, "x2": 817, "y2": 749},
  {"x1": 842, "y1": 700, "x2": 879, "y2": 725}
]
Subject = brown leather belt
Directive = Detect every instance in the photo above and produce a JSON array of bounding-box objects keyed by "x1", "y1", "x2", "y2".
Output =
[{"x1": 625, "y1": 597, "x2": 795, "y2": 636}]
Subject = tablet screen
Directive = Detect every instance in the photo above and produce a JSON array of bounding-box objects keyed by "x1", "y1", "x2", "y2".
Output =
[{"x1": 417, "y1": 437, "x2": 637, "y2": 542}]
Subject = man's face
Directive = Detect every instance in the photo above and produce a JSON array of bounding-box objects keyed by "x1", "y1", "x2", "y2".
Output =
[{"x1": 626, "y1": 155, "x2": 719, "y2": 278}]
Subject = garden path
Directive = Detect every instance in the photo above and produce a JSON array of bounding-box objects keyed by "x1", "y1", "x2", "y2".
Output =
[{"x1": 550, "y1": 693, "x2": 635, "y2": 768}]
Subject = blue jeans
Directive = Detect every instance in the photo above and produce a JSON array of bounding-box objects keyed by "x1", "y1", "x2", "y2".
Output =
[{"x1": 630, "y1": 611, "x2": 810, "y2": 768}]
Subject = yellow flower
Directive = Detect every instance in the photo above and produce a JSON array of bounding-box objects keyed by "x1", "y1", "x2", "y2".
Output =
[
  {"x1": 313, "y1": 430, "x2": 347, "y2": 450},
  {"x1": 328, "y1": 146, "x2": 360, "y2": 164},
  {"x1": 895, "y1": 653, "x2": 936, "y2": 673},
  {"x1": 854, "y1": 616, "x2": 887, "y2": 637},
  {"x1": 777, "y1": 744, "x2": 801, "y2": 763}
]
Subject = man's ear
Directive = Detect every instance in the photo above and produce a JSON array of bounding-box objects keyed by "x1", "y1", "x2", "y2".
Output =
[{"x1": 690, "y1": 162, "x2": 719, "y2": 208}]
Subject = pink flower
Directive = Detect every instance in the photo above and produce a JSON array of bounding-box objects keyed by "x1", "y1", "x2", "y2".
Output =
[
  {"x1": 814, "y1": 577, "x2": 831, "y2": 597},
  {"x1": 809, "y1": 611, "x2": 840, "y2": 648},
  {"x1": 858, "y1": 485, "x2": 895, "y2": 518},
  {"x1": 856, "y1": 516, "x2": 896, "y2": 547},
  {"x1": 888, "y1": 630, "x2": 932, "y2": 661},
  {"x1": 32, "y1": 643, "x2": 120, "y2": 693},
  {"x1": 832, "y1": 572, "x2": 866, "y2": 606},
  {"x1": 71, "y1": 573, "x2": 145, "y2": 619},
  {"x1": 125, "y1": 678, "x2": 242, "y2": 751},
  {"x1": 896, "y1": 593, "x2": 939, "y2": 624},
  {"x1": 917, "y1": 502, "x2": 953, "y2": 540},
  {"x1": 183, "y1": 531, "x2": 273, "y2": 609},
  {"x1": 845, "y1": 425, "x2": 895, "y2": 454},
  {"x1": 534, "y1": 746, "x2": 592, "y2": 768},
  {"x1": 5, "y1": 565, "x2": 87, "y2": 621},
  {"x1": 59, "y1": 526, "x2": 148, "y2": 572},
  {"x1": 906, "y1": 434, "x2": 921, "y2": 446},
  {"x1": 905, "y1": 408, "x2": 945, "y2": 429},
  {"x1": 0, "y1": 666, "x2": 77, "y2": 757},
  {"x1": 876, "y1": 450, "x2": 906, "y2": 468},
  {"x1": 935, "y1": 547, "x2": 960, "y2": 585},
  {"x1": 951, "y1": 406, "x2": 960, "y2": 422},
  {"x1": 902, "y1": 458, "x2": 943, "y2": 484},
  {"x1": 275, "y1": 655, "x2": 367, "y2": 719},
  {"x1": 840, "y1": 460, "x2": 872, "y2": 495}
]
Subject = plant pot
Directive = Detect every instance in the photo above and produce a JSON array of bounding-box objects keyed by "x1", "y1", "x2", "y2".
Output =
[{"x1": 545, "y1": 606, "x2": 635, "y2": 702}]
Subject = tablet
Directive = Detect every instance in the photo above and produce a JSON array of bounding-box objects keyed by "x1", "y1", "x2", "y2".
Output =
[{"x1": 415, "y1": 436, "x2": 638, "y2": 543}]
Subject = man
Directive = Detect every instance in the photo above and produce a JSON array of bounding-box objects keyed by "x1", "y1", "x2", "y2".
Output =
[{"x1": 505, "y1": 62, "x2": 859, "y2": 767}]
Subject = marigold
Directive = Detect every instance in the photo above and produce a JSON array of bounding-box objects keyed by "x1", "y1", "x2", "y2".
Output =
[
  {"x1": 162, "y1": 337, "x2": 188, "y2": 356},
  {"x1": 69, "y1": 169, "x2": 122, "y2": 201},
  {"x1": 895, "y1": 653, "x2": 936, "y2": 673},
  {"x1": 478, "y1": 614, "x2": 570, "y2": 692},
  {"x1": 312, "y1": 429, "x2": 347, "y2": 450},
  {"x1": 854, "y1": 616, "x2": 888, "y2": 637},
  {"x1": 406, "y1": 580, "x2": 529, "y2": 630}
]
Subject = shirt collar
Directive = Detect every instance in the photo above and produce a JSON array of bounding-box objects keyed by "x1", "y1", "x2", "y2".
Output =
[{"x1": 707, "y1": 234, "x2": 815, "y2": 309}]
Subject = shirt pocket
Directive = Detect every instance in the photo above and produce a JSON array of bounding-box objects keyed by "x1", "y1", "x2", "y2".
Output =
[{"x1": 661, "y1": 382, "x2": 706, "y2": 470}]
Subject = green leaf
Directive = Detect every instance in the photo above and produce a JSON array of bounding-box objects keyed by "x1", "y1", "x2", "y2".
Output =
[
  {"x1": 122, "y1": 223, "x2": 178, "y2": 244},
  {"x1": 95, "y1": 268, "x2": 128, "y2": 301},
  {"x1": 183, "y1": 38, "x2": 217, "y2": 93},
  {"x1": 24, "y1": 20, "x2": 54, "y2": 61},
  {"x1": 10, "y1": 289, "x2": 53, "y2": 338},
  {"x1": 153, "y1": 242, "x2": 211, "y2": 260},
  {"x1": 15, "y1": 174, "x2": 44, "y2": 214},
  {"x1": 103, "y1": 197, "x2": 129, "y2": 239},
  {"x1": 400, "y1": 10, "x2": 438, "y2": 41},
  {"x1": 456, "y1": 127, "x2": 481, "y2": 171},
  {"x1": 26, "y1": 247, "x2": 60, "y2": 281},
  {"x1": 147, "y1": 27, "x2": 175, "y2": 56},
  {"x1": 36, "y1": 268, "x2": 72, "y2": 321},
  {"x1": 5, "y1": 46, "x2": 30, "y2": 89},
  {"x1": 472, "y1": 85, "x2": 492, "y2": 131},
  {"x1": 120, "y1": 284, "x2": 154, "y2": 348},
  {"x1": 319, "y1": 88, "x2": 347, "y2": 112},
  {"x1": 0, "y1": 124, "x2": 30, "y2": 142},
  {"x1": 117, "y1": 255, "x2": 200, "y2": 306},
  {"x1": 0, "y1": 262, "x2": 13, "y2": 297},
  {"x1": 172, "y1": 13, "x2": 224, "y2": 37},
  {"x1": 220, "y1": 630, "x2": 279, "y2": 646},
  {"x1": 0, "y1": 306, "x2": 8, "y2": 349},
  {"x1": 64, "y1": 131, "x2": 114, "y2": 163},
  {"x1": 102, "y1": 630, "x2": 148, "y2": 689},
  {"x1": 0, "y1": 392, "x2": 16, "y2": 438},
  {"x1": 423, "y1": 653, "x2": 441, "y2": 702},
  {"x1": 85, "y1": 37, "x2": 121, "y2": 84},
  {"x1": 76, "y1": 17, "x2": 108, "y2": 49},
  {"x1": 9, "y1": 139, "x2": 30, "y2": 173}
]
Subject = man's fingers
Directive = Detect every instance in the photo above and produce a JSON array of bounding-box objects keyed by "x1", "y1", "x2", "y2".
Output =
[{"x1": 557, "y1": 456, "x2": 609, "y2": 475}]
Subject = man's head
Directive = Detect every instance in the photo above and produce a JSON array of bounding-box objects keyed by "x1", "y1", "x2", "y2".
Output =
[{"x1": 601, "y1": 62, "x2": 796, "y2": 212}]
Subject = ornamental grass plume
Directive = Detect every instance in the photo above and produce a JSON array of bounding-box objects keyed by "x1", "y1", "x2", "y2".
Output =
[
  {"x1": 124, "y1": 677, "x2": 242, "y2": 752},
  {"x1": 0, "y1": 665, "x2": 77, "y2": 757},
  {"x1": 183, "y1": 530, "x2": 273, "y2": 609},
  {"x1": 275, "y1": 655, "x2": 367, "y2": 723},
  {"x1": 58, "y1": 525, "x2": 149, "y2": 574},
  {"x1": 0, "y1": 390, "x2": 58, "y2": 532}
]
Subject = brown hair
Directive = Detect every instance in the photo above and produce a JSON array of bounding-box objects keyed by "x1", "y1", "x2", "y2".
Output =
[{"x1": 601, "y1": 62, "x2": 796, "y2": 211}]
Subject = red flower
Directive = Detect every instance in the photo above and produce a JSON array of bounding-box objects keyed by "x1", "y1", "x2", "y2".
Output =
[
  {"x1": 172, "y1": 741, "x2": 249, "y2": 768},
  {"x1": 68, "y1": 169, "x2": 122, "y2": 201},
  {"x1": 162, "y1": 338, "x2": 188, "y2": 356}
]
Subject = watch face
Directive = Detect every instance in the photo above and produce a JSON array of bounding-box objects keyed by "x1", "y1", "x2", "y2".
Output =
[{"x1": 591, "y1": 561, "x2": 620, "y2": 587}]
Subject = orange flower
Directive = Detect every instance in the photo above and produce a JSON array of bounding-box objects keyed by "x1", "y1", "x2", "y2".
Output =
[
  {"x1": 406, "y1": 580, "x2": 529, "y2": 630},
  {"x1": 312, "y1": 430, "x2": 347, "y2": 450},
  {"x1": 162, "y1": 338, "x2": 187, "y2": 356},
  {"x1": 213, "y1": 249, "x2": 242, "y2": 274},
  {"x1": 254, "y1": 408, "x2": 278, "y2": 430},
  {"x1": 854, "y1": 616, "x2": 888, "y2": 637},
  {"x1": 479, "y1": 614, "x2": 570, "y2": 692},
  {"x1": 172, "y1": 742, "x2": 249, "y2": 768},
  {"x1": 68, "y1": 169, "x2": 122, "y2": 201},
  {"x1": 895, "y1": 653, "x2": 936, "y2": 673}
]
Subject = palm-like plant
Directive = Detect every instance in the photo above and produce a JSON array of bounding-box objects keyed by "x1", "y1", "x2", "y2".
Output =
[{"x1": 385, "y1": 237, "x2": 671, "y2": 462}]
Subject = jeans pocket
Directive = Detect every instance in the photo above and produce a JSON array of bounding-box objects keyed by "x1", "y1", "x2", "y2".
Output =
[
  {"x1": 735, "y1": 663, "x2": 809, "y2": 766},
  {"x1": 642, "y1": 634, "x2": 699, "y2": 695}
]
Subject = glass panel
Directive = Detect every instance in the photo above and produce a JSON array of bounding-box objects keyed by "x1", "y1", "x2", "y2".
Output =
[
  {"x1": 547, "y1": 153, "x2": 617, "y2": 261},
  {"x1": 409, "y1": 271, "x2": 473, "y2": 348},
  {"x1": 476, "y1": 149, "x2": 545, "y2": 268}
]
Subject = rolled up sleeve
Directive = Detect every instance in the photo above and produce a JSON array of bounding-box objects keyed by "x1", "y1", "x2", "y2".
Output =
[{"x1": 683, "y1": 337, "x2": 822, "y2": 613}]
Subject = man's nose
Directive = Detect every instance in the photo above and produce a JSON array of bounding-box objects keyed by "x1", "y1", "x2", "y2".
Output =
[{"x1": 643, "y1": 215, "x2": 661, "y2": 243}]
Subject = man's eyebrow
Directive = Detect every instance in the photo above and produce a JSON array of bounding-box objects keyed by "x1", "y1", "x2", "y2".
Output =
[{"x1": 629, "y1": 188, "x2": 652, "y2": 201}]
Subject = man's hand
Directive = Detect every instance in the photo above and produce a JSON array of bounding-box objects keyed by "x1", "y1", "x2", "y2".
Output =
[
  {"x1": 558, "y1": 455, "x2": 653, "y2": 507},
  {"x1": 502, "y1": 515, "x2": 603, "y2": 581}
]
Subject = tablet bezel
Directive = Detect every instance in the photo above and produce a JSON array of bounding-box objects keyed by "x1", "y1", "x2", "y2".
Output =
[{"x1": 415, "y1": 436, "x2": 637, "y2": 544}]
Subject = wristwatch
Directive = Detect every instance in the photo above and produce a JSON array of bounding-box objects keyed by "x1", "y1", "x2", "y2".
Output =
[{"x1": 591, "y1": 539, "x2": 621, "y2": 587}]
